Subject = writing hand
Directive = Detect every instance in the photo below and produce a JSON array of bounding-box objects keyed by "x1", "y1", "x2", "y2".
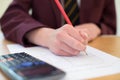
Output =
[{"x1": 47, "y1": 24, "x2": 87, "y2": 56}]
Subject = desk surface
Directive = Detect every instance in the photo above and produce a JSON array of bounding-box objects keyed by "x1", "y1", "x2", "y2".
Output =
[{"x1": 0, "y1": 32, "x2": 120, "y2": 80}]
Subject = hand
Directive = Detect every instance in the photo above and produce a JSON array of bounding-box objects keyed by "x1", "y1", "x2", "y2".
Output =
[
  {"x1": 47, "y1": 24, "x2": 88, "y2": 56},
  {"x1": 75, "y1": 23, "x2": 101, "y2": 41},
  {"x1": 26, "y1": 24, "x2": 88, "y2": 56}
]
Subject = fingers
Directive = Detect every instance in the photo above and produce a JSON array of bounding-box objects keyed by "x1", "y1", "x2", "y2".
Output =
[
  {"x1": 49, "y1": 24, "x2": 88, "y2": 56},
  {"x1": 59, "y1": 42, "x2": 80, "y2": 55},
  {"x1": 50, "y1": 42, "x2": 80, "y2": 56},
  {"x1": 62, "y1": 24, "x2": 84, "y2": 43},
  {"x1": 54, "y1": 50, "x2": 75, "y2": 56},
  {"x1": 57, "y1": 30, "x2": 85, "y2": 51},
  {"x1": 79, "y1": 30, "x2": 89, "y2": 45}
]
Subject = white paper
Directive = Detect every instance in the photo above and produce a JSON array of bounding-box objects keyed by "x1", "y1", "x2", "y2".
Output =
[{"x1": 7, "y1": 44, "x2": 120, "y2": 80}]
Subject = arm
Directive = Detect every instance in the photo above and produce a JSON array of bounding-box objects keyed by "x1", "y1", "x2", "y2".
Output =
[{"x1": 0, "y1": 0, "x2": 46, "y2": 46}]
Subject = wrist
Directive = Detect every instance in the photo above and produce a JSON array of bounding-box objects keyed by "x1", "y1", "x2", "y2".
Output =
[{"x1": 26, "y1": 28, "x2": 55, "y2": 48}]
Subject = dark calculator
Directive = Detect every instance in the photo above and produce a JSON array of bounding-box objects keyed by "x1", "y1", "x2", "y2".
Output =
[{"x1": 0, "y1": 52, "x2": 65, "y2": 80}]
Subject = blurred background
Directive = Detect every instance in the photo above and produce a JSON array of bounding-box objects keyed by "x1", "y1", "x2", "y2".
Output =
[
  {"x1": 115, "y1": 0, "x2": 120, "y2": 36},
  {"x1": 0, "y1": 0, "x2": 120, "y2": 36}
]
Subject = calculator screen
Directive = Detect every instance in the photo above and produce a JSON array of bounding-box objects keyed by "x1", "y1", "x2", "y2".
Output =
[
  {"x1": 17, "y1": 64, "x2": 54, "y2": 77},
  {"x1": 16, "y1": 61, "x2": 63, "y2": 79}
]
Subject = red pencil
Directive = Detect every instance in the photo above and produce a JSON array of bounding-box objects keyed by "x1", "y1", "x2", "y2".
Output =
[{"x1": 54, "y1": 0, "x2": 72, "y2": 25}]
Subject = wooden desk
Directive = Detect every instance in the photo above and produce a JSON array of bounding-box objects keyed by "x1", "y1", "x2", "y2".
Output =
[
  {"x1": 88, "y1": 35, "x2": 120, "y2": 80},
  {"x1": 0, "y1": 32, "x2": 120, "y2": 80}
]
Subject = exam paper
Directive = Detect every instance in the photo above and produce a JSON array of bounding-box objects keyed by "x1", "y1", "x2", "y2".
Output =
[{"x1": 7, "y1": 44, "x2": 120, "y2": 80}]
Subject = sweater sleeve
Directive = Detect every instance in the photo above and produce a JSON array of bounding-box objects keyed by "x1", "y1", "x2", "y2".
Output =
[{"x1": 0, "y1": 0, "x2": 46, "y2": 46}]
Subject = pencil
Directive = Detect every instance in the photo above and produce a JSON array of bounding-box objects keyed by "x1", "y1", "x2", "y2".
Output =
[
  {"x1": 54, "y1": 0, "x2": 72, "y2": 25},
  {"x1": 54, "y1": 0, "x2": 88, "y2": 55}
]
